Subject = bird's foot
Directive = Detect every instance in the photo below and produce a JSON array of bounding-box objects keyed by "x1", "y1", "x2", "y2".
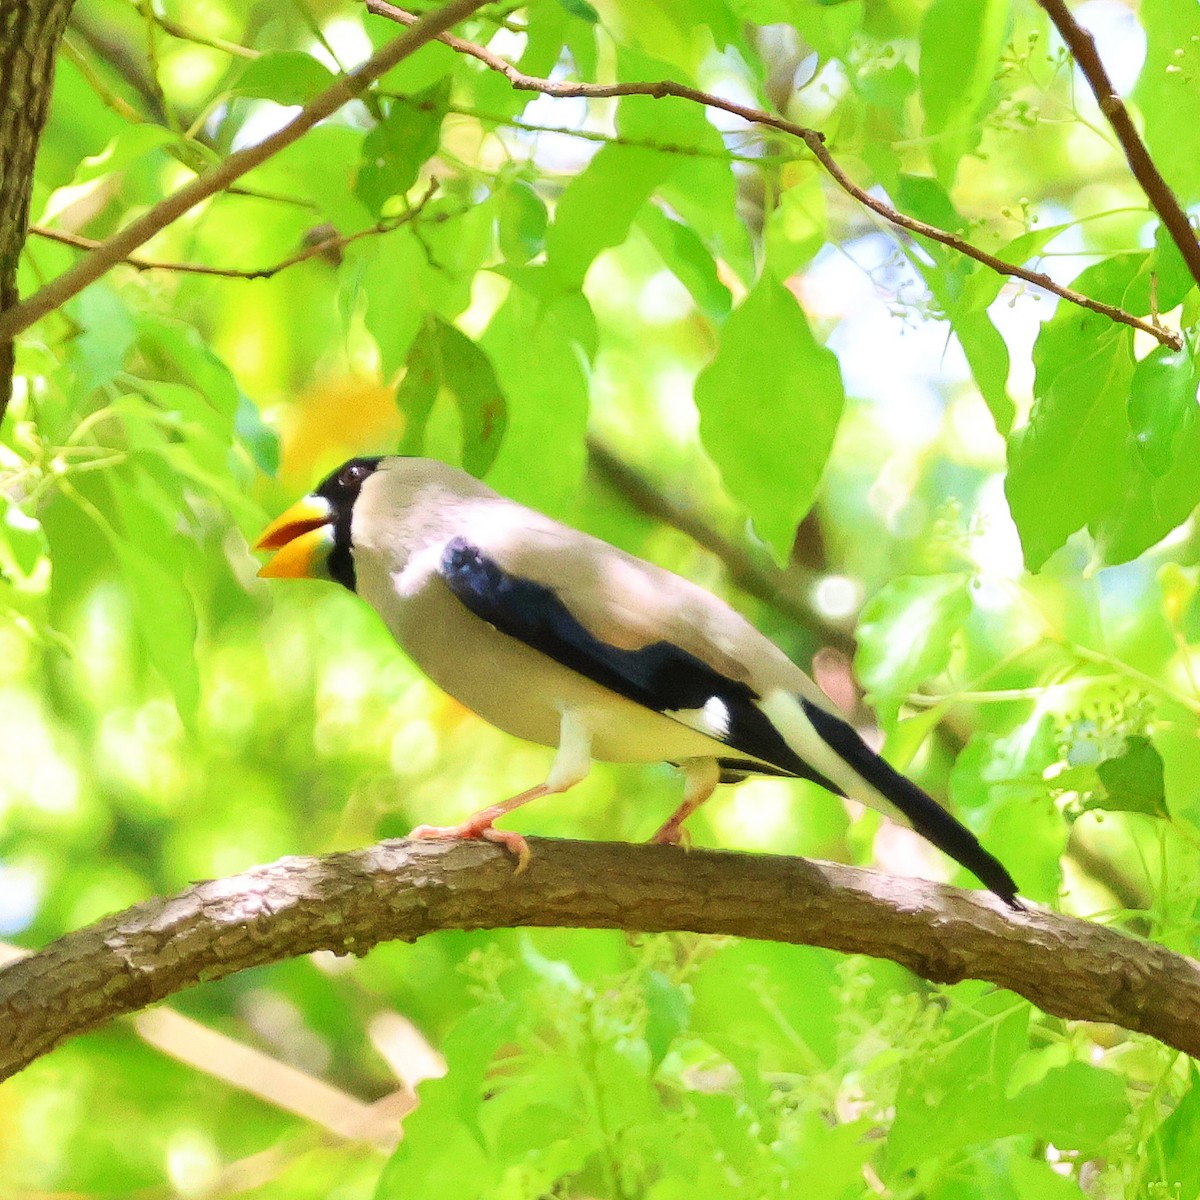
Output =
[
  {"x1": 410, "y1": 817, "x2": 532, "y2": 874},
  {"x1": 649, "y1": 821, "x2": 692, "y2": 848}
]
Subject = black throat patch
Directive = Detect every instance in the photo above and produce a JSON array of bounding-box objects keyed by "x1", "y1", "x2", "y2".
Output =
[{"x1": 315, "y1": 457, "x2": 382, "y2": 591}]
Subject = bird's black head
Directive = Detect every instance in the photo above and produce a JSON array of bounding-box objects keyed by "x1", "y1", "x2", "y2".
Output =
[{"x1": 315, "y1": 457, "x2": 382, "y2": 590}]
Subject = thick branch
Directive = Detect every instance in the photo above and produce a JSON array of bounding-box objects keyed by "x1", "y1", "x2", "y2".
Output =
[
  {"x1": 0, "y1": 0, "x2": 77, "y2": 422},
  {"x1": 2, "y1": 837, "x2": 1199, "y2": 1080},
  {"x1": 1038, "y1": 0, "x2": 1200, "y2": 291},
  {"x1": 366, "y1": 0, "x2": 1182, "y2": 350},
  {"x1": 0, "y1": 0, "x2": 487, "y2": 346}
]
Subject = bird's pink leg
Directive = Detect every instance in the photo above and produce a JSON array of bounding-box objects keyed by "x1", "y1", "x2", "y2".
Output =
[
  {"x1": 410, "y1": 785, "x2": 549, "y2": 873},
  {"x1": 651, "y1": 759, "x2": 721, "y2": 846},
  {"x1": 410, "y1": 709, "x2": 594, "y2": 874}
]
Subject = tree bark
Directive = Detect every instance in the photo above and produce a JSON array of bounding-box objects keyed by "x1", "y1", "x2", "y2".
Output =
[
  {"x1": 0, "y1": 0, "x2": 75, "y2": 422},
  {"x1": 2, "y1": 836, "x2": 1198, "y2": 1081}
]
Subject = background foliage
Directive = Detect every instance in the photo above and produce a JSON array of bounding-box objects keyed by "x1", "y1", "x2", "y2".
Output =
[{"x1": 4, "y1": 0, "x2": 1200, "y2": 1194}]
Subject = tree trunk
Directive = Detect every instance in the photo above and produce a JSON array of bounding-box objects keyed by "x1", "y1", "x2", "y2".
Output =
[{"x1": 0, "y1": 0, "x2": 75, "y2": 423}]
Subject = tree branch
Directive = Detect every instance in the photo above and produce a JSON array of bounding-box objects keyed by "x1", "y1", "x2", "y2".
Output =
[
  {"x1": 2, "y1": 836, "x2": 1199, "y2": 1080},
  {"x1": 365, "y1": 0, "x2": 1183, "y2": 351},
  {"x1": 26, "y1": 180, "x2": 444, "y2": 280},
  {"x1": 1037, "y1": 0, "x2": 1200, "y2": 291},
  {"x1": 0, "y1": 0, "x2": 488, "y2": 346},
  {"x1": 0, "y1": 0, "x2": 77, "y2": 423}
]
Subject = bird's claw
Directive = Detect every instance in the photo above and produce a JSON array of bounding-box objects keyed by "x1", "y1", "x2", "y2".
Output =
[
  {"x1": 649, "y1": 822, "x2": 692, "y2": 848},
  {"x1": 480, "y1": 826, "x2": 532, "y2": 874},
  {"x1": 410, "y1": 820, "x2": 531, "y2": 874}
]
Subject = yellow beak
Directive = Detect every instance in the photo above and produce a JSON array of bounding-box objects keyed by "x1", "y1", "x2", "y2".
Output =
[{"x1": 255, "y1": 496, "x2": 333, "y2": 578}]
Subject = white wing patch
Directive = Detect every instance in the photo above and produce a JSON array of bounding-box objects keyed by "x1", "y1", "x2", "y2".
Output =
[
  {"x1": 758, "y1": 689, "x2": 909, "y2": 825},
  {"x1": 668, "y1": 694, "x2": 732, "y2": 741}
]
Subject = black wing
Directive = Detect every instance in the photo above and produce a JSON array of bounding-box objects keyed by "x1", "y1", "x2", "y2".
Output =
[
  {"x1": 441, "y1": 538, "x2": 1021, "y2": 906},
  {"x1": 439, "y1": 538, "x2": 841, "y2": 793}
]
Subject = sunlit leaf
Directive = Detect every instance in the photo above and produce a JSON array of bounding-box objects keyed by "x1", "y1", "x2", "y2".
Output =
[
  {"x1": 1134, "y1": 0, "x2": 1200, "y2": 203},
  {"x1": 480, "y1": 288, "x2": 589, "y2": 514},
  {"x1": 1006, "y1": 326, "x2": 1134, "y2": 571},
  {"x1": 919, "y1": 0, "x2": 1010, "y2": 184},
  {"x1": 356, "y1": 84, "x2": 448, "y2": 216},
  {"x1": 546, "y1": 142, "x2": 674, "y2": 290},
  {"x1": 694, "y1": 272, "x2": 844, "y2": 562},
  {"x1": 233, "y1": 51, "x2": 336, "y2": 106},
  {"x1": 855, "y1": 574, "x2": 971, "y2": 714},
  {"x1": 1008, "y1": 1062, "x2": 1129, "y2": 1150},
  {"x1": 1128, "y1": 342, "x2": 1198, "y2": 477},
  {"x1": 886, "y1": 989, "x2": 1029, "y2": 1174},
  {"x1": 639, "y1": 205, "x2": 731, "y2": 319},
  {"x1": 498, "y1": 179, "x2": 548, "y2": 267}
]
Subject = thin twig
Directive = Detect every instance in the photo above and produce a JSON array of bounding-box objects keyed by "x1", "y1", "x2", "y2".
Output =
[
  {"x1": 386, "y1": 92, "x2": 796, "y2": 165},
  {"x1": 366, "y1": 0, "x2": 1183, "y2": 350},
  {"x1": 1037, "y1": 0, "x2": 1200, "y2": 291},
  {"x1": 26, "y1": 181, "x2": 441, "y2": 280},
  {"x1": 136, "y1": 1, "x2": 261, "y2": 60},
  {"x1": 0, "y1": 0, "x2": 489, "y2": 345}
]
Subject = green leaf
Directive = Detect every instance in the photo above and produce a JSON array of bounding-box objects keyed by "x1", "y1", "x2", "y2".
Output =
[
  {"x1": 857, "y1": 57, "x2": 918, "y2": 111},
  {"x1": 395, "y1": 327, "x2": 439, "y2": 459},
  {"x1": 1149, "y1": 1067, "x2": 1200, "y2": 1197},
  {"x1": 764, "y1": 166, "x2": 827, "y2": 280},
  {"x1": 396, "y1": 318, "x2": 508, "y2": 477},
  {"x1": 1005, "y1": 326, "x2": 1134, "y2": 571},
  {"x1": 1008, "y1": 1062, "x2": 1129, "y2": 1151},
  {"x1": 377, "y1": 40, "x2": 459, "y2": 93},
  {"x1": 1, "y1": 497, "x2": 48, "y2": 588},
  {"x1": 68, "y1": 287, "x2": 136, "y2": 396},
  {"x1": 376, "y1": 1003, "x2": 519, "y2": 1200},
  {"x1": 355, "y1": 86, "x2": 447, "y2": 216},
  {"x1": 349, "y1": 228, "x2": 429, "y2": 378},
  {"x1": 134, "y1": 313, "x2": 241, "y2": 420},
  {"x1": 949, "y1": 716, "x2": 1058, "y2": 812},
  {"x1": 953, "y1": 307, "x2": 1014, "y2": 435},
  {"x1": 919, "y1": 0, "x2": 1010, "y2": 184},
  {"x1": 1008, "y1": 1155, "x2": 1093, "y2": 1200},
  {"x1": 694, "y1": 273, "x2": 844, "y2": 561},
  {"x1": 615, "y1": 69, "x2": 754, "y2": 285},
  {"x1": 68, "y1": 124, "x2": 180, "y2": 186},
  {"x1": 498, "y1": 179, "x2": 548, "y2": 267},
  {"x1": 642, "y1": 970, "x2": 690, "y2": 1071},
  {"x1": 638, "y1": 205, "x2": 731, "y2": 319},
  {"x1": 896, "y1": 173, "x2": 967, "y2": 234},
  {"x1": 886, "y1": 988, "x2": 1029, "y2": 1174},
  {"x1": 546, "y1": 142, "x2": 675, "y2": 290},
  {"x1": 854, "y1": 574, "x2": 971, "y2": 714},
  {"x1": 480, "y1": 289, "x2": 590, "y2": 514},
  {"x1": 788, "y1": 0, "x2": 866, "y2": 59},
  {"x1": 1134, "y1": 0, "x2": 1200, "y2": 203},
  {"x1": 556, "y1": 0, "x2": 599, "y2": 20},
  {"x1": 112, "y1": 535, "x2": 200, "y2": 729},
  {"x1": 1090, "y1": 389, "x2": 1200, "y2": 565},
  {"x1": 233, "y1": 51, "x2": 337, "y2": 106},
  {"x1": 1128, "y1": 342, "x2": 1198, "y2": 477},
  {"x1": 1088, "y1": 735, "x2": 1168, "y2": 818}
]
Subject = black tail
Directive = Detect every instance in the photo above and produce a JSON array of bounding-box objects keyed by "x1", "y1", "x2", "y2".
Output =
[{"x1": 801, "y1": 701, "x2": 1021, "y2": 908}]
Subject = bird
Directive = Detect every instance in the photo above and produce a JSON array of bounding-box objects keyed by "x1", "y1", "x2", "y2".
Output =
[{"x1": 255, "y1": 455, "x2": 1020, "y2": 907}]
